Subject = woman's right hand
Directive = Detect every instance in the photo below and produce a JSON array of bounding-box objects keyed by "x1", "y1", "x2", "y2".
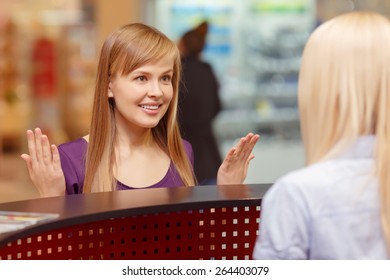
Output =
[{"x1": 21, "y1": 128, "x2": 66, "y2": 197}]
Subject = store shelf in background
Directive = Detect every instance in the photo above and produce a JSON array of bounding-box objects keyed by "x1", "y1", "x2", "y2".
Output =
[{"x1": 213, "y1": 107, "x2": 300, "y2": 141}]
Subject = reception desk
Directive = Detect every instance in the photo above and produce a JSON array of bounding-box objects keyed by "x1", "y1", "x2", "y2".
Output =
[{"x1": 0, "y1": 184, "x2": 270, "y2": 260}]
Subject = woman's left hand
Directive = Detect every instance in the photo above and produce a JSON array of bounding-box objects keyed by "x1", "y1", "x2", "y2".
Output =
[{"x1": 217, "y1": 132, "x2": 260, "y2": 185}]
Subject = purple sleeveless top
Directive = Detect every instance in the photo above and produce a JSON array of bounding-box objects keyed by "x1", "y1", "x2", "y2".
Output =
[{"x1": 58, "y1": 138, "x2": 194, "y2": 194}]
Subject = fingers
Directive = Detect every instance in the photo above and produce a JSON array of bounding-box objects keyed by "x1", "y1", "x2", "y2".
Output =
[
  {"x1": 226, "y1": 133, "x2": 252, "y2": 160},
  {"x1": 234, "y1": 133, "x2": 259, "y2": 161},
  {"x1": 233, "y1": 137, "x2": 246, "y2": 159},
  {"x1": 25, "y1": 128, "x2": 55, "y2": 165},
  {"x1": 246, "y1": 133, "x2": 260, "y2": 156},
  {"x1": 34, "y1": 128, "x2": 44, "y2": 162},
  {"x1": 245, "y1": 154, "x2": 255, "y2": 168},
  {"x1": 221, "y1": 147, "x2": 236, "y2": 168},
  {"x1": 218, "y1": 132, "x2": 260, "y2": 185},
  {"x1": 225, "y1": 147, "x2": 236, "y2": 160},
  {"x1": 22, "y1": 129, "x2": 65, "y2": 197},
  {"x1": 223, "y1": 132, "x2": 259, "y2": 166},
  {"x1": 42, "y1": 134, "x2": 52, "y2": 165},
  {"x1": 26, "y1": 129, "x2": 37, "y2": 161},
  {"x1": 51, "y1": 144, "x2": 61, "y2": 167},
  {"x1": 21, "y1": 153, "x2": 34, "y2": 180},
  {"x1": 239, "y1": 133, "x2": 254, "y2": 159},
  {"x1": 20, "y1": 153, "x2": 32, "y2": 170}
]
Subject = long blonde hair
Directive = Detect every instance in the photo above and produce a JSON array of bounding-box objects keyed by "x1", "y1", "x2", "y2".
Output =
[
  {"x1": 298, "y1": 12, "x2": 390, "y2": 251},
  {"x1": 83, "y1": 23, "x2": 196, "y2": 193}
]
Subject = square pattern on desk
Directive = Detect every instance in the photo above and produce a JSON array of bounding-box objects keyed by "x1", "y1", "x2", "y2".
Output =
[{"x1": 0, "y1": 205, "x2": 261, "y2": 260}]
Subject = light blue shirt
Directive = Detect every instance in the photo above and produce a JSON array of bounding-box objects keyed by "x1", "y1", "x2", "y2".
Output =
[{"x1": 253, "y1": 136, "x2": 388, "y2": 259}]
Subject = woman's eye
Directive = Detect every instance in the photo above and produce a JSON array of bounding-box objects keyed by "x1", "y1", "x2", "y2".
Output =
[
  {"x1": 161, "y1": 75, "x2": 172, "y2": 82},
  {"x1": 136, "y1": 76, "x2": 146, "y2": 81}
]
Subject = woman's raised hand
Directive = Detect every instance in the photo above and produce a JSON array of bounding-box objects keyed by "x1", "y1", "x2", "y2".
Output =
[
  {"x1": 217, "y1": 132, "x2": 260, "y2": 185},
  {"x1": 21, "y1": 128, "x2": 66, "y2": 197}
]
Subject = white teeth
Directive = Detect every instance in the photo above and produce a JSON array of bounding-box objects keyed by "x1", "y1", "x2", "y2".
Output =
[{"x1": 141, "y1": 105, "x2": 159, "y2": 110}]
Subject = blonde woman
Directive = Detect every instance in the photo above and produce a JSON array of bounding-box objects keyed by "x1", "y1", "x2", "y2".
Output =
[
  {"x1": 253, "y1": 12, "x2": 390, "y2": 259},
  {"x1": 22, "y1": 23, "x2": 259, "y2": 196}
]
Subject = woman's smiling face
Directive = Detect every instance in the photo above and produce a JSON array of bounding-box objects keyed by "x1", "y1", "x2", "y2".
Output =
[{"x1": 108, "y1": 56, "x2": 174, "y2": 131}]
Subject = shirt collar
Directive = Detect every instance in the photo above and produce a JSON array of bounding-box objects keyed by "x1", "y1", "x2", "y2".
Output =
[{"x1": 337, "y1": 135, "x2": 375, "y2": 159}]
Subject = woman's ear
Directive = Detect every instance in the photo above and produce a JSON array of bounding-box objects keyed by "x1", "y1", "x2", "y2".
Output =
[{"x1": 108, "y1": 82, "x2": 114, "y2": 98}]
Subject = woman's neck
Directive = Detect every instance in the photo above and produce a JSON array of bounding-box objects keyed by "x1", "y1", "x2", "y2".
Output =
[{"x1": 115, "y1": 125, "x2": 155, "y2": 151}]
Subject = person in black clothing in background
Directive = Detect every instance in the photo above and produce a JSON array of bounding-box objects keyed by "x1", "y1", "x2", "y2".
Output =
[{"x1": 178, "y1": 21, "x2": 223, "y2": 185}]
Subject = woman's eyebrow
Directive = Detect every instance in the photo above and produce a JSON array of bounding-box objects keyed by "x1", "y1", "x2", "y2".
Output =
[{"x1": 130, "y1": 70, "x2": 174, "y2": 77}]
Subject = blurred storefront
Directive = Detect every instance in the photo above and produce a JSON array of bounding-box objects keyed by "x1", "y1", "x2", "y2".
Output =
[
  {"x1": 0, "y1": 0, "x2": 142, "y2": 152},
  {"x1": 150, "y1": 0, "x2": 316, "y2": 142},
  {"x1": 0, "y1": 0, "x2": 91, "y2": 151}
]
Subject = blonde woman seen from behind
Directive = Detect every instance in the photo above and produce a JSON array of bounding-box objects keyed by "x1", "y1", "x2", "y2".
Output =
[
  {"x1": 21, "y1": 23, "x2": 259, "y2": 196},
  {"x1": 253, "y1": 12, "x2": 390, "y2": 259}
]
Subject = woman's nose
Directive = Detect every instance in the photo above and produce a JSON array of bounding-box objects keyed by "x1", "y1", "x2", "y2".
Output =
[{"x1": 148, "y1": 80, "x2": 163, "y2": 97}]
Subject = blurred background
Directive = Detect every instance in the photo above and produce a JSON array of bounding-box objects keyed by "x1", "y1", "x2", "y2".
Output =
[{"x1": 0, "y1": 0, "x2": 389, "y2": 203}]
